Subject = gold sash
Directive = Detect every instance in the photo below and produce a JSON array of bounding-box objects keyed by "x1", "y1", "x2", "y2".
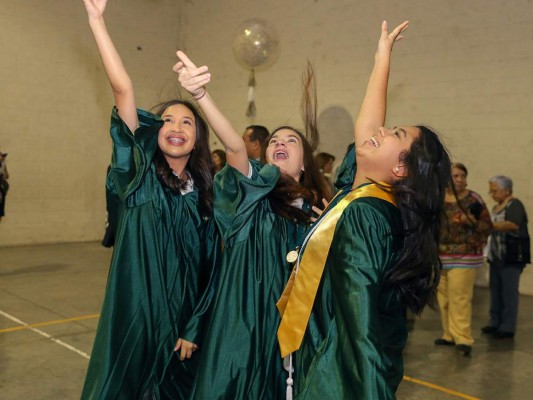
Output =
[{"x1": 276, "y1": 183, "x2": 397, "y2": 358}]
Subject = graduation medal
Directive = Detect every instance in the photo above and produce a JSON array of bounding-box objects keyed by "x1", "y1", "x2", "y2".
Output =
[{"x1": 286, "y1": 249, "x2": 299, "y2": 263}]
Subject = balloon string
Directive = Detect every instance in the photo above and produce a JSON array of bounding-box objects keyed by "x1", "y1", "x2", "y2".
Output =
[
  {"x1": 248, "y1": 69, "x2": 256, "y2": 87},
  {"x1": 246, "y1": 69, "x2": 256, "y2": 118}
]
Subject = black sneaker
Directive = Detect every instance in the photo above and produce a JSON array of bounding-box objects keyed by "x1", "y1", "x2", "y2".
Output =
[
  {"x1": 492, "y1": 331, "x2": 514, "y2": 339},
  {"x1": 456, "y1": 344, "x2": 472, "y2": 356},
  {"x1": 434, "y1": 338, "x2": 455, "y2": 346},
  {"x1": 481, "y1": 325, "x2": 498, "y2": 334}
]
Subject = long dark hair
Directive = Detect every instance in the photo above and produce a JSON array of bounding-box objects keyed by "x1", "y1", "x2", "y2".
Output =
[
  {"x1": 386, "y1": 125, "x2": 452, "y2": 314},
  {"x1": 151, "y1": 99, "x2": 214, "y2": 213},
  {"x1": 259, "y1": 63, "x2": 333, "y2": 222}
]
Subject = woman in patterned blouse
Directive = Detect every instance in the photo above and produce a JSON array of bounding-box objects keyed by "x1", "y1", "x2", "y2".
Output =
[{"x1": 435, "y1": 163, "x2": 493, "y2": 356}]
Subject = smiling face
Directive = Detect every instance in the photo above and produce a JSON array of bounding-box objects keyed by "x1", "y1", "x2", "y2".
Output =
[
  {"x1": 157, "y1": 104, "x2": 197, "y2": 165},
  {"x1": 356, "y1": 125, "x2": 420, "y2": 182},
  {"x1": 265, "y1": 128, "x2": 305, "y2": 181}
]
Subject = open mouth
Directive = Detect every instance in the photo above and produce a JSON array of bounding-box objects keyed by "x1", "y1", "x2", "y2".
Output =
[
  {"x1": 167, "y1": 136, "x2": 186, "y2": 145},
  {"x1": 273, "y1": 150, "x2": 288, "y2": 160},
  {"x1": 370, "y1": 136, "x2": 380, "y2": 147}
]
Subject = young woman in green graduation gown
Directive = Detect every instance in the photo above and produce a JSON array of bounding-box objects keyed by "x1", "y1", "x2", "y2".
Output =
[
  {"x1": 172, "y1": 53, "x2": 332, "y2": 399},
  {"x1": 81, "y1": 1, "x2": 219, "y2": 398},
  {"x1": 277, "y1": 21, "x2": 453, "y2": 399}
]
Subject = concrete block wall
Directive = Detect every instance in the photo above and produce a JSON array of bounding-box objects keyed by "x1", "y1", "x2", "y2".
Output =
[
  {"x1": 179, "y1": 0, "x2": 533, "y2": 293},
  {"x1": 1, "y1": 0, "x2": 532, "y2": 292},
  {"x1": 0, "y1": 0, "x2": 185, "y2": 244}
]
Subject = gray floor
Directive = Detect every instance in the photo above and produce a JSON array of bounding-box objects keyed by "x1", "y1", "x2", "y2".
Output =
[{"x1": 0, "y1": 242, "x2": 532, "y2": 400}]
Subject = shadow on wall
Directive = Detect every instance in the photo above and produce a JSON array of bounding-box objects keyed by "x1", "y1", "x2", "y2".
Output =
[{"x1": 317, "y1": 105, "x2": 354, "y2": 161}]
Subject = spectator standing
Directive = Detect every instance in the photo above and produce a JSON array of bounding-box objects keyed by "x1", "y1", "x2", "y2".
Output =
[
  {"x1": 435, "y1": 163, "x2": 492, "y2": 356},
  {"x1": 0, "y1": 150, "x2": 9, "y2": 223},
  {"x1": 242, "y1": 125, "x2": 269, "y2": 160},
  {"x1": 315, "y1": 152, "x2": 336, "y2": 194},
  {"x1": 482, "y1": 176, "x2": 530, "y2": 339}
]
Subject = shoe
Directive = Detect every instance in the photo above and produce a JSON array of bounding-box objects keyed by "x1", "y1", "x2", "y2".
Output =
[
  {"x1": 456, "y1": 344, "x2": 472, "y2": 356},
  {"x1": 481, "y1": 325, "x2": 498, "y2": 334},
  {"x1": 434, "y1": 338, "x2": 455, "y2": 346},
  {"x1": 492, "y1": 331, "x2": 514, "y2": 339}
]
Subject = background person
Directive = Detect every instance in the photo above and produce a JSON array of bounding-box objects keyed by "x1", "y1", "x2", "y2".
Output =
[
  {"x1": 0, "y1": 150, "x2": 9, "y2": 223},
  {"x1": 435, "y1": 163, "x2": 492, "y2": 356},
  {"x1": 211, "y1": 148, "x2": 226, "y2": 173},
  {"x1": 314, "y1": 152, "x2": 335, "y2": 194},
  {"x1": 242, "y1": 125, "x2": 269, "y2": 160},
  {"x1": 482, "y1": 175, "x2": 530, "y2": 339}
]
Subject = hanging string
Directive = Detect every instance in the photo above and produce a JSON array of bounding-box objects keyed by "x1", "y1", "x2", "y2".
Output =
[
  {"x1": 246, "y1": 68, "x2": 256, "y2": 118},
  {"x1": 283, "y1": 353, "x2": 294, "y2": 400}
]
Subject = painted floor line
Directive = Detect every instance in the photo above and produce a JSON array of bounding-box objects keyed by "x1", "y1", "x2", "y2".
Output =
[
  {"x1": 404, "y1": 375, "x2": 481, "y2": 400},
  {"x1": 0, "y1": 313, "x2": 100, "y2": 333},
  {"x1": 0, "y1": 310, "x2": 481, "y2": 398},
  {"x1": 0, "y1": 309, "x2": 91, "y2": 359}
]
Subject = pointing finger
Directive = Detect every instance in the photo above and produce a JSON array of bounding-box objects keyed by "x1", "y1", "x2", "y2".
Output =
[{"x1": 177, "y1": 50, "x2": 197, "y2": 69}]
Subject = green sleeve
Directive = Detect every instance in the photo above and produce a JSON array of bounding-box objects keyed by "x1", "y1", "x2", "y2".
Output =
[
  {"x1": 333, "y1": 142, "x2": 356, "y2": 192},
  {"x1": 213, "y1": 160, "x2": 280, "y2": 243},
  {"x1": 106, "y1": 107, "x2": 163, "y2": 202},
  {"x1": 180, "y1": 217, "x2": 222, "y2": 345}
]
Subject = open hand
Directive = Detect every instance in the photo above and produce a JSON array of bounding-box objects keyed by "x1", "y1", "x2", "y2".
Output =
[{"x1": 377, "y1": 20, "x2": 409, "y2": 55}]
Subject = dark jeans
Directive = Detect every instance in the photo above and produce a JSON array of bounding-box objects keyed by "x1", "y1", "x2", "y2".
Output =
[{"x1": 488, "y1": 261, "x2": 525, "y2": 333}]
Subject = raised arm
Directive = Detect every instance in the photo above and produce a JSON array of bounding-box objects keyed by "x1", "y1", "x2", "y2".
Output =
[
  {"x1": 83, "y1": 0, "x2": 138, "y2": 132},
  {"x1": 173, "y1": 51, "x2": 249, "y2": 176},
  {"x1": 354, "y1": 21, "x2": 408, "y2": 146}
]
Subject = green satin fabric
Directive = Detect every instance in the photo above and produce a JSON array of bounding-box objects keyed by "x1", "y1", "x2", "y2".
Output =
[
  {"x1": 333, "y1": 142, "x2": 356, "y2": 192},
  {"x1": 81, "y1": 108, "x2": 218, "y2": 400},
  {"x1": 295, "y1": 194, "x2": 407, "y2": 400},
  {"x1": 189, "y1": 161, "x2": 308, "y2": 400}
]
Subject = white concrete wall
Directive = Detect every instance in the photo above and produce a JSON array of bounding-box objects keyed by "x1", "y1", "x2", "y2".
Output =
[{"x1": 1, "y1": 0, "x2": 532, "y2": 292}]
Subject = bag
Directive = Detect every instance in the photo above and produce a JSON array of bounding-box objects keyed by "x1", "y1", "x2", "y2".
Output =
[{"x1": 505, "y1": 234, "x2": 531, "y2": 264}]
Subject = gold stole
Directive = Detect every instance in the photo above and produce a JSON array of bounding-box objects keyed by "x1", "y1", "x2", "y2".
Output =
[{"x1": 276, "y1": 183, "x2": 397, "y2": 358}]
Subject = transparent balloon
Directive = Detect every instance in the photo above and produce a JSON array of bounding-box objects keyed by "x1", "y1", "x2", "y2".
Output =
[{"x1": 233, "y1": 18, "x2": 280, "y2": 70}]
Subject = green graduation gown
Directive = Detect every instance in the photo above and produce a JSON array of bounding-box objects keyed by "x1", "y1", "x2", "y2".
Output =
[
  {"x1": 295, "y1": 189, "x2": 407, "y2": 400},
  {"x1": 81, "y1": 108, "x2": 217, "y2": 400},
  {"x1": 189, "y1": 161, "x2": 308, "y2": 400}
]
